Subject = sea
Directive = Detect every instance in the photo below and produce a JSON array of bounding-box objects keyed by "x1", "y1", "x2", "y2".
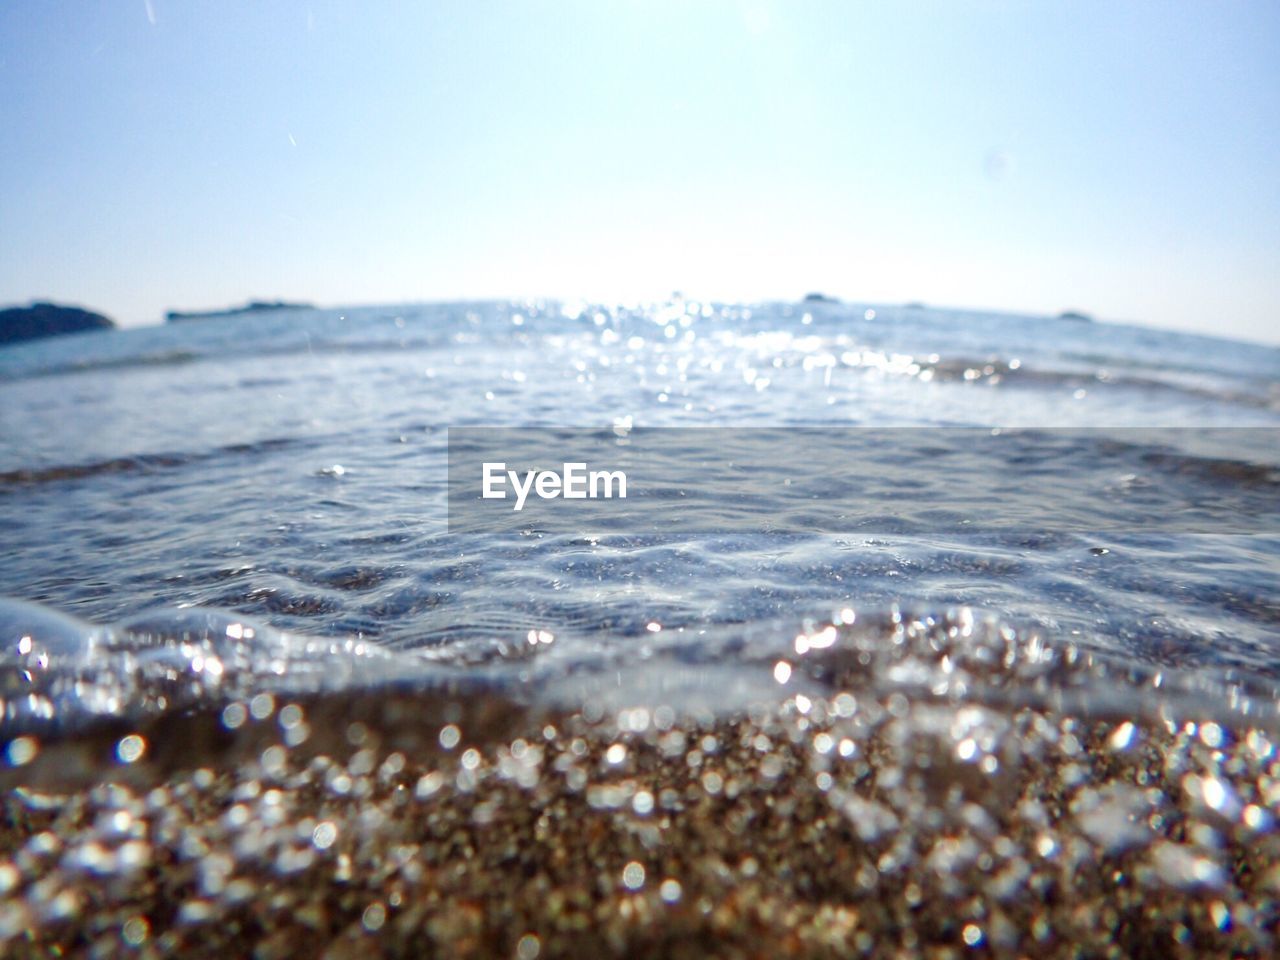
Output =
[{"x1": 1, "y1": 299, "x2": 1279, "y2": 956}]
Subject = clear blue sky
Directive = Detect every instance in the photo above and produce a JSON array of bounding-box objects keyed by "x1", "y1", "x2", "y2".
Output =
[{"x1": 1, "y1": 1, "x2": 1277, "y2": 342}]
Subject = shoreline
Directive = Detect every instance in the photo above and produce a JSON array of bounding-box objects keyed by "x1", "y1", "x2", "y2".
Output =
[{"x1": 3, "y1": 615, "x2": 1277, "y2": 958}]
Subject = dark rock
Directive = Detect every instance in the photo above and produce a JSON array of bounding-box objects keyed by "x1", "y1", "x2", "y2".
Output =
[
  {"x1": 166, "y1": 300, "x2": 315, "y2": 322},
  {"x1": 1058, "y1": 310, "x2": 1093, "y2": 322},
  {"x1": 802, "y1": 292, "x2": 840, "y2": 304},
  {"x1": 0, "y1": 301, "x2": 115, "y2": 345}
]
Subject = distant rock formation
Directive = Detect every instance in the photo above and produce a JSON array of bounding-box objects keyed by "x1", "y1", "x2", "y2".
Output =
[
  {"x1": 166, "y1": 300, "x2": 314, "y2": 323},
  {"x1": 0, "y1": 301, "x2": 115, "y2": 345},
  {"x1": 802, "y1": 292, "x2": 840, "y2": 304},
  {"x1": 1058, "y1": 310, "x2": 1094, "y2": 323}
]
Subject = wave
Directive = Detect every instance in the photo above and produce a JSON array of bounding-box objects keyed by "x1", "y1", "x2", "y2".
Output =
[
  {"x1": 900, "y1": 356, "x2": 1280, "y2": 410},
  {"x1": 0, "y1": 348, "x2": 203, "y2": 381},
  {"x1": 0, "y1": 437, "x2": 310, "y2": 489},
  {"x1": 3, "y1": 594, "x2": 1275, "y2": 741},
  {"x1": 5, "y1": 315, "x2": 1275, "y2": 417},
  {"x1": 0, "y1": 334, "x2": 457, "y2": 383}
]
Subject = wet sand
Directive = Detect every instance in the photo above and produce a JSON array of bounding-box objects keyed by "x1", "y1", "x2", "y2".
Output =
[{"x1": 3, "y1": 613, "x2": 1279, "y2": 958}]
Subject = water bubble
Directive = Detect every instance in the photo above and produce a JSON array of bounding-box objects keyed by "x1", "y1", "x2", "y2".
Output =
[
  {"x1": 261, "y1": 745, "x2": 287, "y2": 777},
  {"x1": 116, "y1": 735, "x2": 146, "y2": 764},
  {"x1": 312, "y1": 821, "x2": 337, "y2": 850},
  {"x1": 1108, "y1": 721, "x2": 1136, "y2": 751},
  {"x1": 622, "y1": 861, "x2": 646, "y2": 890},
  {"x1": 122, "y1": 915, "x2": 150, "y2": 946},
  {"x1": 278, "y1": 704, "x2": 304, "y2": 730},
  {"x1": 361, "y1": 902, "x2": 386, "y2": 931},
  {"x1": 6, "y1": 736, "x2": 38, "y2": 766},
  {"x1": 415, "y1": 772, "x2": 444, "y2": 799},
  {"x1": 1200, "y1": 722, "x2": 1225, "y2": 749},
  {"x1": 221, "y1": 703, "x2": 247, "y2": 730},
  {"x1": 1210, "y1": 902, "x2": 1232, "y2": 931}
]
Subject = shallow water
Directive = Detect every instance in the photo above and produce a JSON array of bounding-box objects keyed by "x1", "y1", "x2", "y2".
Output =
[{"x1": 1, "y1": 300, "x2": 1278, "y2": 955}]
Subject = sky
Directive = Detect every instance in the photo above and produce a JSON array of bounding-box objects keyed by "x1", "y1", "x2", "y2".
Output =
[{"x1": 0, "y1": 1, "x2": 1277, "y2": 343}]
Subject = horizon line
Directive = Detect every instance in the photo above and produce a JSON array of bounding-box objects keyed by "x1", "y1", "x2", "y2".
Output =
[{"x1": 6, "y1": 292, "x2": 1279, "y2": 349}]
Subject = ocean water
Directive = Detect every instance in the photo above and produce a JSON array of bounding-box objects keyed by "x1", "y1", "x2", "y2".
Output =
[
  {"x1": 1, "y1": 300, "x2": 1277, "y2": 674},
  {"x1": 2, "y1": 300, "x2": 1280, "y2": 956}
]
